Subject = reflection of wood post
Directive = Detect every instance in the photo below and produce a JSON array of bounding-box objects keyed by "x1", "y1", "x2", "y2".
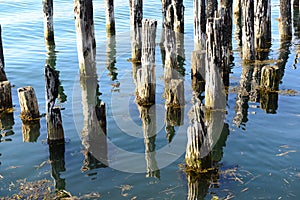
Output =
[
  {"x1": 0, "y1": 112, "x2": 14, "y2": 131},
  {"x1": 0, "y1": 81, "x2": 12, "y2": 112},
  {"x1": 42, "y1": 0, "x2": 55, "y2": 44},
  {"x1": 254, "y1": 0, "x2": 271, "y2": 60},
  {"x1": 260, "y1": 66, "x2": 279, "y2": 114},
  {"x1": 18, "y1": 86, "x2": 40, "y2": 121},
  {"x1": 233, "y1": 65, "x2": 253, "y2": 127},
  {"x1": 74, "y1": 0, "x2": 96, "y2": 76},
  {"x1": 279, "y1": 0, "x2": 292, "y2": 39},
  {"x1": 22, "y1": 121, "x2": 40, "y2": 142},
  {"x1": 135, "y1": 19, "x2": 157, "y2": 106},
  {"x1": 242, "y1": 0, "x2": 255, "y2": 62},
  {"x1": 106, "y1": 34, "x2": 117, "y2": 81},
  {"x1": 81, "y1": 76, "x2": 108, "y2": 170},
  {"x1": 105, "y1": 0, "x2": 115, "y2": 36},
  {"x1": 129, "y1": 0, "x2": 143, "y2": 62},
  {"x1": 49, "y1": 142, "x2": 66, "y2": 191},
  {"x1": 261, "y1": 66, "x2": 280, "y2": 92},
  {"x1": 138, "y1": 105, "x2": 160, "y2": 178}
]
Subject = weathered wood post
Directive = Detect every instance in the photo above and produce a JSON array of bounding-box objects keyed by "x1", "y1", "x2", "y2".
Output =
[
  {"x1": 0, "y1": 81, "x2": 12, "y2": 112},
  {"x1": 135, "y1": 19, "x2": 157, "y2": 105},
  {"x1": 254, "y1": 0, "x2": 271, "y2": 60},
  {"x1": 207, "y1": 0, "x2": 218, "y2": 18},
  {"x1": 233, "y1": 0, "x2": 241, "y2": 16},
  {"x1": 18, "y1": 86, "x2": 40, "y2": 121},
  {"x1": 242, "y1": 0, "x2": 255, "y2": 62},
  {"x1": 105, "y1": 0, "x2": 115, "y2": 36},
  {"x1": 279, "y1": 0, "x2": 292, "y2": 39},
  {"x1": 45, "y1": 64, "x2": 64, "y2": 142},
  {"x1": 129, "y1": 0, "x2": 143, "y2": 62},
  {"x1": 173, "y1": 0, "x2": 184, "y2": 34},
  {"x1": 0, "y1": 25, "x2": 5, "y2": 69},
  {"x1": 191, "y1": 0, "x2": 206, "y2": 94},
  {"x1": 74, "y1": 0, "x2": 96, "y2": 76},
  {"x1": 220, "y1": 0, "x2": 233, "y2": 87},
  {"x1": 0, "y1": 25, "x2": 7, "y2": 82},
  {"x1": 42, "y1": 0, "x2": 55, "y2": 44},
  {"x1": 205, "y1": 17, "x2": 226, "y2": 110}
]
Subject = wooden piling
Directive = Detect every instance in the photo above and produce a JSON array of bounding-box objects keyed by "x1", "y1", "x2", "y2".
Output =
[
  {"x1": 207, "y1": 0, "x2": 218, "y2": 18},
  {"x1": 233, "y1": 0, "x2": 241, "y2": 16},
  {"x1": 74, "y1": 0, "x2": 96, "y2": 76},
  {"x1": 279, "y1": 0, "x2": 292, "y2": 39},
  {"x1": 205, "y1": 18, "x2": 226, "y2": 110},
  {"x1": 45, "y1": 64, "x2": 64, "y2": 142},
  {"x1": 194, "y1": 0, "x2": 206, "y2": 51},
  {"x1": 135, "y1": 19, "x2": 157, "y2": 106},
  {"x1": 242, "y1": 0, "x2": 255, "y2": 62},
  {"x1": 173, "y1": 0, "x2": 184, "y2": 33},
  {"x1": 105, "y1": 0, "x2": 115, "y2": 36},
  {"x1": 129, "y1": 0, "x2": 143, "y2": 62},
  {"x1": 18, "y1": 86, "x2": 40, "y2": 121},
  {"x1": 0, "y1": 25, "x2": 7, "y2": 82},
  {"x1": 0, "y1": 25, "x2": 5, "y2": 68},
  {"x1": 43, "y1": 0, "x2": 55, "y2": 44},
  {"x1": 254, "y1": 0, "x2": 271, "y2": 59},
  {"x1": 0, "y1": 81, "x2": 13, "y2": 112}
]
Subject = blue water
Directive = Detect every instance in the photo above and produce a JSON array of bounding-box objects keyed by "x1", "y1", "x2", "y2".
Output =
[{"x1": 1, "y1": 0, "x2": 300, "y2": 199}]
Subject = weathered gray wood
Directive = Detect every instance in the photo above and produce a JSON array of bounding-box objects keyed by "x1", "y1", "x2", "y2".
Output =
[
  {"x1": 205, "y1": 18, "x2": 226, "y2": 110},
  {"x1": 74, "y1": 0, "x2": 96, "y2": 76},
  {"x1": 242, "y1": 0, "x2": 255, "y2": 62},
  {"x1": 254, "y1": 0, "x2": 271, "y2": 59},
  {"x1": 0, "y1": 25, "x2": 7, "y2": 82},
  {"x1": 279, "y1": 0, "x2": 292, "y2": 39},
  {"x1": 0, "y1": 81, "x2": 12, "y2": 112},
  {"x1": 173, "y1": 0, "x2": 184, "y2": 33},
  {"x1": 129, "y1": 0, "x2": 143, "y2": 62},
  {"x1": 18, "y1": 86, "x2": 40, "y2": 121},
  {"x1": 45, "y1": 63, "x2": 64, "y2": 142},
  {"x1": 22, "y1": 121, "x2": 40, "y2": 142},
  {"x1": 191, "y1": 51, "x2": 205, "y2": 94},
  {"x1": 185, "y1": 94, "x2": 205, "y2": 169},
  {"x1": 0, "y1": 25, "x2": 5, "y2": 68},
  {"x1": 233, "y1": 0, "x2": 241, "y2": 16},
  {"x1": 135, "y1": 19, "x2": 157, "y2": 106},
  {"x1": 207, "y1": 0, "x2": 218, "y2": 18},
  {"x1": 42, "y1": 0, "x2": 55, "y2": 44},
  {"x1": 47, "y1": 107, "x2": 64, "y2": 142},
  {"x1": 105, "y1": 0, "x2": 115, "y2": 36},
  {"x1": 194, "y1": 0, "x2": 206, "y2": 50}
]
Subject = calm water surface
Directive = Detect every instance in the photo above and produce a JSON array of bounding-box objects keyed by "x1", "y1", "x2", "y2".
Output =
[{"x1": 0, "y1": 0, "x2": 300, "y2": 199}]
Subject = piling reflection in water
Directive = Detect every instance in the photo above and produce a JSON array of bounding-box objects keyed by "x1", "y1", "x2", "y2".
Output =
[
  {"x1": 49, "y1": 141, "x2": 66, "y2": 191},
  {"x1": 80, "y1": 76, "x2": 108, "y2": 172}
]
